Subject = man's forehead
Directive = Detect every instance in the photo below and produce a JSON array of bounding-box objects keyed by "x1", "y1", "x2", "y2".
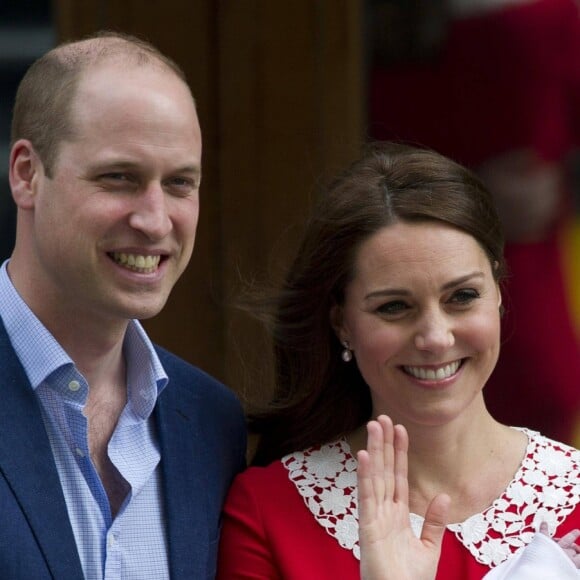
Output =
[
  {"x1": 72, "y1": 60, "x2": 193, "y2": 116},
  {"x1": 78, "y1": 56, "x2": 174, "y2": 84},
  {"x1": 56, "y1": 36, "x2": 151, "y2": 65}
]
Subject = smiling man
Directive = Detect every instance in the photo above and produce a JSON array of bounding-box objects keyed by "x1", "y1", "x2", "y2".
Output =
[{"x1": 0, "y1": 32, "x2": 246, "y2": 579}]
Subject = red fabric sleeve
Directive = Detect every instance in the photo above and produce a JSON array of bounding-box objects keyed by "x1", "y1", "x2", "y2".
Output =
[{"x1": 217, "y1": 462, "x2": 361, "y2": 579}]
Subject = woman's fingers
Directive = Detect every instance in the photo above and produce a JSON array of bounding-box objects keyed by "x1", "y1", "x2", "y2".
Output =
[
  {"x1": 392, "y1": 422, "x2": 409, "y2": 506},
  {"x1": 420, "y1": 493, "x2": 451, "y2": 549},
  {"x1": 360, "y1": 416, "x2": 411, "y2": 507},
  {"x1": 375, "y1": 416, "x2": 396, "y2": 500}
]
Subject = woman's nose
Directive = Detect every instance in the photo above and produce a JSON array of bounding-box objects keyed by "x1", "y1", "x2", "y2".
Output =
[{"x1": 414, "y1": 311, "x2": 455, "y2": 352}]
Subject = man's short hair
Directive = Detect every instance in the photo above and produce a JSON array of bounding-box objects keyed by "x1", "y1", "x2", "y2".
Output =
[{"x1": 11, "y1": 31, "x2": 191, "y2": 177}]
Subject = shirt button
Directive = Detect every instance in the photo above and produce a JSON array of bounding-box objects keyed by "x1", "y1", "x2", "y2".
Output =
[
  {"x1": 68, "y1": 380, "x2": 81, "y2": 392},
  {"x1": 75, "y1": 447, "x2": 85, "y2": 458}
]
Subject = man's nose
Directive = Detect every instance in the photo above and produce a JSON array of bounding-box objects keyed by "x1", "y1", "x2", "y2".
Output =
[{"x1": 128, "y1": 183, "x2": 173, "y2": 241}]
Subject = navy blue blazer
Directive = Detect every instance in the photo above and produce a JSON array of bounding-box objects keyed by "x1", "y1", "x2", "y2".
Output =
[{"x1": 0, "y1": 319, "x2": 247, "y2": 579}]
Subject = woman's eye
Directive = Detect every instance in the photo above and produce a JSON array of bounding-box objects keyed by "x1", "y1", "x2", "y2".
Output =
[
  {"x1": 449, "y1": 288, "x2": 480, "y2": 304},
  {"x1": 377, "y1": 300, "x2": 409, "y2": 316}
]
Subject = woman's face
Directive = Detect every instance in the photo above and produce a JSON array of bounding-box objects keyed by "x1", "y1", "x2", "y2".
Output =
[{"x1": 332, "y1": 221, "x2": 502, "y2": 428}]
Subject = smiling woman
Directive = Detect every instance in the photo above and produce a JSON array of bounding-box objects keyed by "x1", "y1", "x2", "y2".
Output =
[
  {"x1": 331, "y1": 220, "x2": 502, "y2": 430},
  {"x1": 217, "y1": 142, "x2": 580, "y2": 580}
]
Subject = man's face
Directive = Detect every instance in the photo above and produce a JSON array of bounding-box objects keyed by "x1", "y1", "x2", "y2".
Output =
[{"x1": 24, "y1": 62, "x2": 202, "y2": 325}]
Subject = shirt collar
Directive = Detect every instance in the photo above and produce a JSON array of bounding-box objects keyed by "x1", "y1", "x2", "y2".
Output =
[
  {"x1": 124, "y1": 320, "x2": 168, "y2": 419},
  {"x1": 0, "y1": 260, "x2": 168, "y2": 411},
  {"x1": 0, "y1": 260, "x2": 72, "y2": 389}
]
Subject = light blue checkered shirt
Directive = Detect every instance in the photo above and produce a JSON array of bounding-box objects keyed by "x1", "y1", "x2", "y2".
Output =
[{"x1": 0, "y1": 260, "x2": 171, "y2": 580}]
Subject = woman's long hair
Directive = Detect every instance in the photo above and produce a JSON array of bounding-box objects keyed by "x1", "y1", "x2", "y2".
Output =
[{"x1": 248, "y1": 142, "x2": 506, "y2": 466}]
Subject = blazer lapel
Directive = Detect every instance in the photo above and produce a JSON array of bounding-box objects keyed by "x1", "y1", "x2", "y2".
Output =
[
  {"x1": 156, "y1": 385, "x2": 210, "y2": 580},
  {"x1": 0, "y1": 321, "x2": 84, "y2": 578}
]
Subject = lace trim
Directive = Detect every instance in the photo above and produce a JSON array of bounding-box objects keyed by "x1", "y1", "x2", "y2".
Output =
[{"x1": 282, "y1": 429, "x2": 580, "y2": 567}]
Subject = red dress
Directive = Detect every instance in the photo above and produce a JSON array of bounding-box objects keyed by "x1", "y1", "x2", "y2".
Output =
[
  {"x1": 369, "y1": 0, "x2": 580, "y2": 443},
  {"x1": 217, "y1": 431, "x2": 580, "y2": 579}
]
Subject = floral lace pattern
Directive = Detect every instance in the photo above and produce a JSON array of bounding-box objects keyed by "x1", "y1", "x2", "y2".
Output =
[{"x1": 282, "y1": 429, "x2": 580, "y2": 567}]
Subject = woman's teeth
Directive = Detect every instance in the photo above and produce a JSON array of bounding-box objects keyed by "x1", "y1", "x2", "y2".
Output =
[{"x1": 404, "y1": 360, "x2": 461, "y2": 380}]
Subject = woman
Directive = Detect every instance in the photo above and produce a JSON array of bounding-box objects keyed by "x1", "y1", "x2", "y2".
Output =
[
  {"x1": 217, "y1": 143, "x2": 580, "y2": 578},
  {"x1": 369, "y1": 0, "x2": 580, "y2": 445}
]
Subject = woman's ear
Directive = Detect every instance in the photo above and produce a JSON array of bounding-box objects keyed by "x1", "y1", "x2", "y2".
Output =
[
  {"x1": 9, "y1": 139, "x2": 42, "y2": 210},
  {"x1": 497, "y1": 285, "x2": 504, "y2": 316},
  {"x1": 329, "y1": 302, "x2": 346, "y2": 342},
  {"x1": 493, "y1": 262, "x2": 504, "y2": 313}
]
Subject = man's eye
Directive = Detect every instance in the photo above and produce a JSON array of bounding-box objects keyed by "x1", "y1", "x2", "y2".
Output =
[
  {"x1": 102, "y1": 173, "x2": 129, "y2": 180},
  {"x1": 377, "y1": 301, "x2": 408, "y2": 315},
  {"x1": 165, "y1": 177, "x2": 197, "y2": 195},
  {"x1": 97, "y1": 173, "x2": 137, "y2": 188},
  {"x1": 170, "y1": 178, "x2": 189, "y2": 186},
  {"x1": 449, "y1": 289, "x2": 480, "y2": 304}
]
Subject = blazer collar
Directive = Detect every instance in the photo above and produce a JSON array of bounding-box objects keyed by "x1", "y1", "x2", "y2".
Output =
[
  {"x1": 0, "y1": 319, "x2": 84, "y2": 579},
  {"x1": 0, "y1": 319, "x2": 215, "y2": 580},
  {"x1": 156, "y1": 383, "x2": 211, "y2": 580}
]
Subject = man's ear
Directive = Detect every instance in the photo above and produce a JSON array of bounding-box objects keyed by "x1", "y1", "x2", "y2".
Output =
[{"x1": 9, "y1": 139, "x2": 42, "y2": 210}]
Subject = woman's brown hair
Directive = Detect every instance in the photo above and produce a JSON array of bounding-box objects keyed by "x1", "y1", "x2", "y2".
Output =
[{"x1": 249, "y1": 142, "x2": 506, "y2": 466}]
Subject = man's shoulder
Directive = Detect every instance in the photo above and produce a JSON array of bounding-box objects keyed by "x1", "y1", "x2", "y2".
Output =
[
  {"x1": 153, "y1": 344, "x2": 247, "y2": 470},
  {"x1": 154, "y1": 344, "x2": 219, "y2": 381},
  {"x1": 153, "y1": 344, "x2": 241, "y2": 407}
]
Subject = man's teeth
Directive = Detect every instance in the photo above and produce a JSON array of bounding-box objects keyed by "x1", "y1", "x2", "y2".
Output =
[
  {"x1": 404, "y1": 360, "x2": 461, "y2": 380},
  {"x1": 111, "y1": 252, "x2": 161, "y2": 273}
]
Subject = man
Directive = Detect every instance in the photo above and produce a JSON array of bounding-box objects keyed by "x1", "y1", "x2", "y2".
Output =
[{"x1": 1, "y1": 31, "x2": 246, "y2": 579}]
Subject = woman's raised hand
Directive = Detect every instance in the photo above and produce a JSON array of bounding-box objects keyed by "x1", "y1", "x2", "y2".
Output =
[{"x1": 357, "y1": 415, "x2": 451, "y2": 580}]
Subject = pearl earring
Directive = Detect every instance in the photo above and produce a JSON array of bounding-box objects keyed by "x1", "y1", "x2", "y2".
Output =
[{"x1": 341, "y1": 341, "x2": 353, "y2": 362}]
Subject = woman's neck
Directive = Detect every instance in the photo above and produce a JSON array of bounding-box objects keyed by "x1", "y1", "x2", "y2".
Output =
[{"x1": 347, "y1": 411, "x2": 529, "y2": 523}]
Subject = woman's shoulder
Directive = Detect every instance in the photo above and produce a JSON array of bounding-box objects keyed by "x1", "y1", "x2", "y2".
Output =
[
  {"x1": 480, "y1": 427, "x2": 579, "y2": 519},
  {"x1": 281, "y1": 438, "x2": 357, "y2": 485},
  {"x1": 230, "y1": 456, "x2": 289, "y2": 490},
  {"x1": 223, "y1": 457, "x2": 296, "y2": 514},
  {"x1": 520, "y1": 427, "x2": 580, "y2": 469},
  {"x1": 234, "y1": 438, "x2": 355, "y2": 486},
  {"x1": 411, "y1": 428, "x2": 580, "y2": 569}
]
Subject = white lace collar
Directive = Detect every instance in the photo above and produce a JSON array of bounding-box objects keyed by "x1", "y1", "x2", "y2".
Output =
[{"x1": 282, "y1": 429, "x2": 580, "y2": 567}]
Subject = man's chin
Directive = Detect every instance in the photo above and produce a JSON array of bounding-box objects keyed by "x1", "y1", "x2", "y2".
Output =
[{"x1": 112, "y1": 295, "x2": 171, "y2": 322}]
